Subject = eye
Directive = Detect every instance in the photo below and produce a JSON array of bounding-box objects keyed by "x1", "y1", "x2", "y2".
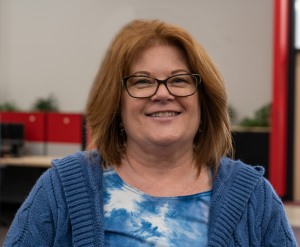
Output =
[
  {"x1": 173, "y1": 78, "x2": 187, "y2": 83},
  {"x1": 127, "y1": 76, "x2": 156, "y2": 89},
  {"x1": 169, "y1": 76, "x2": 190, "y2": 84},
  {"x1": 134, "y1": 79, "x2": 152, "y2": 85}
]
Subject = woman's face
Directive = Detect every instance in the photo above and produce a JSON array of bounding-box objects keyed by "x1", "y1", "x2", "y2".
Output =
[{"x1": 121, "y1": 44, "x2": 201, "y2": 150}]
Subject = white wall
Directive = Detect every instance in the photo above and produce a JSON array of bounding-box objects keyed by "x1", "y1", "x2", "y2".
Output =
[{"x1": 0, "y1": 0, "x2": 273, "y2": 121}]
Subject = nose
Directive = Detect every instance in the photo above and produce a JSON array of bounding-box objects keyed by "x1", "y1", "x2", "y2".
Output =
[{"x1": 151, "y1": 83, "x2": 175, "y2": 101}]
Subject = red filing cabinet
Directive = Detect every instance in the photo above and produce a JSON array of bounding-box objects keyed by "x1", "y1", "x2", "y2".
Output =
[
  {"x1": 46, "y1": 113, "x2": 83, "y2": 156},
  {"x1": 0, "y1": 112, "x2": 45, "y2": 141}
]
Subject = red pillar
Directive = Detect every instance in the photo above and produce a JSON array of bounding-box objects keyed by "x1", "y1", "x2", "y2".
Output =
[{"x1": 269, "y1": 0, "x2": 289, "y2": 197}]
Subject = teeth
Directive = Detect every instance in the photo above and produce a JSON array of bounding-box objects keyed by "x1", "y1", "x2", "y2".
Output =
[{"x1": 150, "y1": 112, "x2": 179, "y2": 117}]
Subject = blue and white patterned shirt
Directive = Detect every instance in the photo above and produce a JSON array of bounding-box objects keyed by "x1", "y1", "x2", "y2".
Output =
[{"x1": 103, "y1": 166, "x2": 211, "y2": 246}]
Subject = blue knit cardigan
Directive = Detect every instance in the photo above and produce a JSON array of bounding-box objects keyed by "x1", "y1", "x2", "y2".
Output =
[{"x1": 4, "y1": 151, "x2": 297, "y2": 246}]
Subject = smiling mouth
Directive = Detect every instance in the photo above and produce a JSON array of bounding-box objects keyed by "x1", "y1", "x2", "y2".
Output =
[{"x1": 148, "y1": 112, "x2": 180, "y2": 117}]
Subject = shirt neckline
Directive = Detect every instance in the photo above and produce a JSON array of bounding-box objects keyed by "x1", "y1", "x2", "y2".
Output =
[{"x1": 104, "y1": 166, "x2": 212, "y2": 200}]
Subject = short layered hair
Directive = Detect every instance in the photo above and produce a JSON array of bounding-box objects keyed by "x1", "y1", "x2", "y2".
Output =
[{"x1": 86, "y1": 19, "x2": 232, "y2": 173}]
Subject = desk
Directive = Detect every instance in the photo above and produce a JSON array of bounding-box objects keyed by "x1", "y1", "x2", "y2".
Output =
[
  {"x1": 0, "y1": 156, "x2": 61, "y2": 168},
  {"x1": 0, "y1": 156, "x2": 62, "y2": 204}
]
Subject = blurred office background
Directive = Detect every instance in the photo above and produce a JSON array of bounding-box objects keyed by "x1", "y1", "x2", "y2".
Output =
[
  {"x1": 1, "y1": 0, "x2": 300, "y2": 244},
  {"x1": 0, "y1": 0, "x2": 273, "y2": 121}
]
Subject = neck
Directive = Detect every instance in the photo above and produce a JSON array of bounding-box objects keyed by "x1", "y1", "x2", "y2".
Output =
[
  {"x1": 114, "y1": 140, "x2": 211, "y2": 197},
  {"x1": 126, "y1": 137, "x2": 196, "y2": 172}
]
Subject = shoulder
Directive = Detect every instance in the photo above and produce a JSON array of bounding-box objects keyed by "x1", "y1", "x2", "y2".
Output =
[
  {"x1": 212, "y1": 157, "x2": 265, "y2": 196},
  {"x1": 33, "y1": 151, "x2": 104, "y2": 218},
  {"x1": 216, "y1": 157, "x2": 265, "y2": 181},
  {"x1": 51, "y1": 150, "x2": 103, "y2": 174},
  {"x1": 215, "y1": 158, "x2": 276, "y2": 202},
  {"x1": 211, "y1": 157, "x2": 265, "y2": 202},
  {"x1": 49, "y1": 150, "x2": 104, "y2": 196}
]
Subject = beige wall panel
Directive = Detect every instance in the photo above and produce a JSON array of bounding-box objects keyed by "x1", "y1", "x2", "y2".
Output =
[{"x1": 46, "y1": 143, "x2": 82, "y2": 157}]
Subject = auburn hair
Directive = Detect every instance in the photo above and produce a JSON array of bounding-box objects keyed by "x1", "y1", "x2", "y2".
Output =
[{"x1": 86, "y1": 19, "x2": 232, "y2": 173}]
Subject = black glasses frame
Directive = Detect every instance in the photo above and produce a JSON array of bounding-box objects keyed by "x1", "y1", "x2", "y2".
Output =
[{"x1": 122, "y1": 73, "x2": 201, "y2": 98}]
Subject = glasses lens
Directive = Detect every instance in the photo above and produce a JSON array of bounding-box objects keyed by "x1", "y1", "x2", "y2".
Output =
[
  {"x1": 126, "y1": 76, "x2": 157, "y2": 97},
  {"x1": 167, "y1": 75, "x2": 198, "y2": 96}
]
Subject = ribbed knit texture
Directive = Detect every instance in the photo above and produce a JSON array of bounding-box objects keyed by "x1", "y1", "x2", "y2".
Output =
[
  {"x1": 4, "y1": 152, "x2": 297, "y2": 246},
  {"x1": 209, "y1": 164, "x2": 261, "y2": 246},
  {"x1": 54, "y1": 155, "x2": 95, "y2": 246},
  {"x1": 208, "y1": 158, "x2": 297, "y2": 246}
]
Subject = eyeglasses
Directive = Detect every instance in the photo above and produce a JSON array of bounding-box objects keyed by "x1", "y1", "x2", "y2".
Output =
[{"x1": 122, "y1": 73, "x2": 201, "y2": 98}]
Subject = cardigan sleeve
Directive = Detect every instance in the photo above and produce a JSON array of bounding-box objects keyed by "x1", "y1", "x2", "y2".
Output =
[
  {"x1": 4, "y1": 172, "x2": 55, "y2": 246},
  {"x1": 260, "y1": 179, "x2": 298, "y2": 246},
  {"x1": 4, "y1": 167, "x2": 71, "y2": 247}
]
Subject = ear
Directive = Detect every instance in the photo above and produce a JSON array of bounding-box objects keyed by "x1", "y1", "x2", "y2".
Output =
[{"x1": 120, "y1": 120, "x2": 124, "y2": 128}]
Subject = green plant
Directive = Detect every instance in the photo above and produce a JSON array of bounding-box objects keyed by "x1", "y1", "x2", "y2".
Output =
[
  {"x1": 239, "y1": 103, "x2": 271, "y2": 127},
  {"x1": 32, "y1": 94, "x2": 58, "y2": 112},
  {"x1": 0, "y1": 101, "x2": 19, "y2": 111}
]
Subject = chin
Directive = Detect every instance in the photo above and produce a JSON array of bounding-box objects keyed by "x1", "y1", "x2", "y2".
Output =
[{"x1": 149, "y1": 135, "x2": 184, "y2": 147}]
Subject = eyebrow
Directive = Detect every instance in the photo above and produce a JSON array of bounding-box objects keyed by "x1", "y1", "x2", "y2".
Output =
[
  {"x1": 132, "y1": 71, "x2": 151, "y2": 76},
  {"x1": 170, "y1": 69, "x2": 190, "y2": 75},
  {"x1": 131, "y1": 69, "x2": 190, "y2": 77}
]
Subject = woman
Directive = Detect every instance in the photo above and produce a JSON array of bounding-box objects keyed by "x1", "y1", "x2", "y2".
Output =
[{"x1": 4, "y1": 20, "x2": 297, "y2": 246}]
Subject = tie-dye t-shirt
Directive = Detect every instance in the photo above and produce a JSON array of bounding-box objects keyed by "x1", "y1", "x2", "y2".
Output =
[{"x1": 103, "y1": 166, "x2": 211, "y2": 247}]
